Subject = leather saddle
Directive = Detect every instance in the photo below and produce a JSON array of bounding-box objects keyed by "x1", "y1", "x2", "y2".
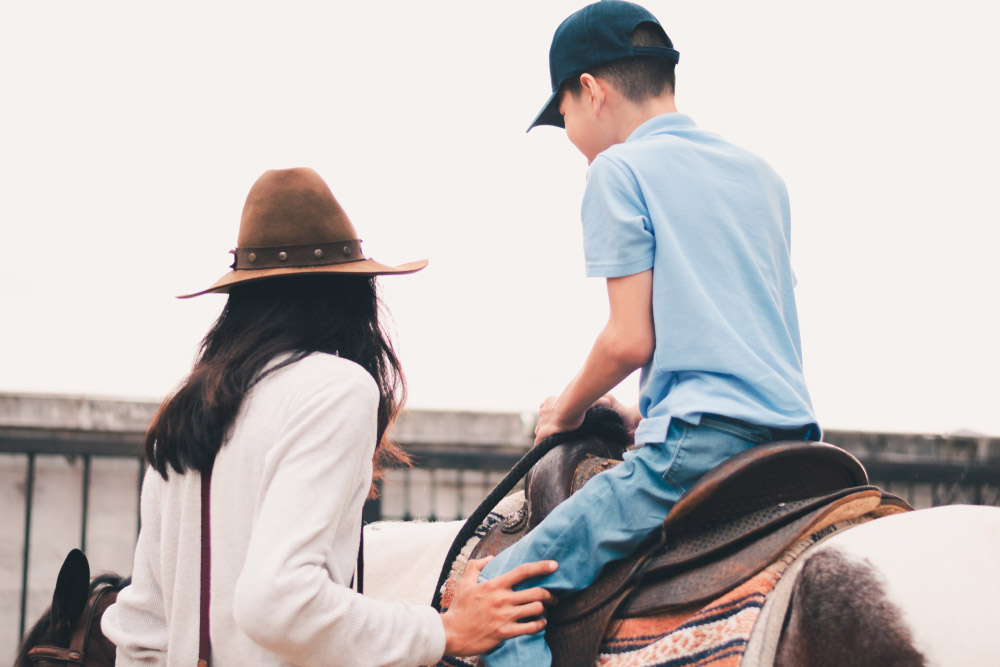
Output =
[{"x1": 470, "y1": 416, "x2": 912, "y2": 666}]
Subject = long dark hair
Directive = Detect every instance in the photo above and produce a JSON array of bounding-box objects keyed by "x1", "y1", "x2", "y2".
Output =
[{"x1": 145, "y1": 274, "x2": 410, "y2": 489}]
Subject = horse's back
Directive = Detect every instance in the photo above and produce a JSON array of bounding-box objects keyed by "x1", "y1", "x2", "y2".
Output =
[
  {"x1": 792, "y1": 505, "x2": 1000, "y2": 666},
  {"x1": 364, "y1": 520, "x2": 463, "y2": 605}
]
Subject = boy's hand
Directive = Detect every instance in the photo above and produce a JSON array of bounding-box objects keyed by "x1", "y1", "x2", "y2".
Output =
[
  {"x1": 440, "y1": 557, "x2": 557, "y2": 657},
  {"x1": 534, "y1": 396, "x2": 585, "y2": 445},
  {"x1": 594, "y1": 395, "x2": 641, "y2": 438},
  {"x1": 534, "y1": 271, "x2": 654, "y2": 447}
]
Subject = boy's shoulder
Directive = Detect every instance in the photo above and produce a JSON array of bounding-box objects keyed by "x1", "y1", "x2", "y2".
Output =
[
  {"x1": 592, "y1": 114, "x2": 701, "y2": 172},
  {"x1": 585, "y1": 127, "x2": 690, "y2": 196},
  {"x1": 593, "y1": 114, "x2": 782, "y2": 193}
]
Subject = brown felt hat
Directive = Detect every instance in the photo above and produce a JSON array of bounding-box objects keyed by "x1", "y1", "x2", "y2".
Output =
[{"x1": 178, "y1": 168, "x2": 428, "y2": 298}]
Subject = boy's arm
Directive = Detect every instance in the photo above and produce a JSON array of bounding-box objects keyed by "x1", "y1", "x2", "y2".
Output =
[{"x1": 535, "y1": 269, "x2": 654, "y2": 444}]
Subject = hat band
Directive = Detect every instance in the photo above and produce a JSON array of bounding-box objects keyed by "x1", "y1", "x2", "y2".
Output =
[
  {"x1": 631, "y1": 45, "x2": 679, "y2": 63},
  {"x1": 231, "y1": 240, "x2": 366, "y2": 270}
]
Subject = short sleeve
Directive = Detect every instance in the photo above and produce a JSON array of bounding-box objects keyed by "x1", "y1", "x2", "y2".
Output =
[{"x1": 581, "y1": 156, "x2": 655, "y2": 278}]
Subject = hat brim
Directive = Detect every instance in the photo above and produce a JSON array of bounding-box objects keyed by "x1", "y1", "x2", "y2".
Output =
[
  {"x1": 527, "y1": 88, "x2": 565, "y2": 132},
  {"x1": 176, "y1": 258, "x2": 428, "y2": 299}
]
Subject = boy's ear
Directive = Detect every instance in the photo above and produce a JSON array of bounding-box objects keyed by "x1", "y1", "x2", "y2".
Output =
[{"x1": 579, "y1": 74, "x2": 606, "y2": 114}]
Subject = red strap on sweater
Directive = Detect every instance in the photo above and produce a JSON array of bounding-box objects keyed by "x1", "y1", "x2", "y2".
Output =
[
  {"x1": 198, "y1": 468, "x2": 212, "y2": 667},
  {"x1": 196, "y1": 465, "x2": 364, "y2": 667}
]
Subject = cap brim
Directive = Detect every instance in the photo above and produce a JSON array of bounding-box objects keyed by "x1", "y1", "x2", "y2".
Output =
[
  {"x1": 177, "y1": 258, "x2": 429, "y2": 299},
  {"x1": 527, "y1": 89, "x2": 565, "y2": 132}
]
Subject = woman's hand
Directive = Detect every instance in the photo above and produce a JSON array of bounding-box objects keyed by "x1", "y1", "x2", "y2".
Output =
[{"x1": 440, "y1": 557, "x2": 558, "y2": 657}]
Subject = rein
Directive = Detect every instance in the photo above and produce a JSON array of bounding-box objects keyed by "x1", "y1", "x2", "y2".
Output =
[
  {"x1": 27, "y1": 585, "x2": 117, "y2": 665},
  {"x1": 430, "y1": 407, "x2": 626, "y2": 611},
  {"x1": 430, "y1": 435, "x2": 564, "y2": 610}
]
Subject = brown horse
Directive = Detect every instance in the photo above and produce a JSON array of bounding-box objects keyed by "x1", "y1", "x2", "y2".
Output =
[{"x1": 15, "y1": 550, "x2": 128, "y2": 667}]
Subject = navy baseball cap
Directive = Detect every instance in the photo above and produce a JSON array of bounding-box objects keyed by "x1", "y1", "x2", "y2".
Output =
[{"x1": 528, "y1": 1, "x2": 679, "y2": 132}]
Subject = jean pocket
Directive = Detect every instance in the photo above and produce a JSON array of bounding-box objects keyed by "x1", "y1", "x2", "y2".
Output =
[
  {"x1": 698, "y1": 414, "x2": 771, "y2": 445},
  {"x1": 662, "y1": 418, "x2": 760, "y2": 491},
  {"x1": 659, "y1": 419, "x2": 693, "y2": 488}
]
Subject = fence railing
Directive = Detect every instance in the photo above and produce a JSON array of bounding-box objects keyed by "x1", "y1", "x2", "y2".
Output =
[{"x1": 3, "y1": 394, "x2": 1000, "y2": 657}]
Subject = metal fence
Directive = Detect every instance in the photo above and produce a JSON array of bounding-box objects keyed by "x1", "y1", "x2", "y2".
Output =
[
  {"x1": 3, "y1": 409, "x2": 1000, "y2": 656},
  {"x1": 867, "y1": 460, "x2": 1000, "y2": 508}
]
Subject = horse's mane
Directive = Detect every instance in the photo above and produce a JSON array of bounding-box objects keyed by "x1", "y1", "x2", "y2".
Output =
[
  {"x1": 431, "y1": 405, "x2": 632, "y2": 610},
  {"x1": 14, "y1": 572, "x2": 130, "y2": 667},
  {"x1": 538, "y1": 406, "x2": 631, "y2": 449}
]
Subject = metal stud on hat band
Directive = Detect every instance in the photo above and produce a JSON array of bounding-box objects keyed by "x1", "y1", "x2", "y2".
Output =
[
  {"x1": 179, "y1": 168, "x2": 427, "y2": 298},
  {"x1": 231, "y1": 239, "x2": 365, "y2": 270}
]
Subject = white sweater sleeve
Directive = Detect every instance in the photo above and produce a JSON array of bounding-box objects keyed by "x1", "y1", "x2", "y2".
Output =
[
  {"x1": 102, "y1": 467, "x2": 169, "y2": 665},
  {"x1": 232, "y1": 367, "x2": 446, "y2": 667}
]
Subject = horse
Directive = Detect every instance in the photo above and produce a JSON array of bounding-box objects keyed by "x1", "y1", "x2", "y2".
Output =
[
  {"x1": 18, "y1": 410, "x2": 1000, "y2": 666},
  {"x1": 361, "y1": 409, "x2": 1000, "y2": 667},
  {"x1": 362, "y1": 503, "x2": 1000, "y2": 666},
  {"x1": 14, "y1": 549, "x2": 129, "y2": 667}
]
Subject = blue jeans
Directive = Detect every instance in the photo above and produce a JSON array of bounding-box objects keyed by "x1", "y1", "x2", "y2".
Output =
[{"x1": 478, "y1": 415, "x2": 814, "y2": 667}]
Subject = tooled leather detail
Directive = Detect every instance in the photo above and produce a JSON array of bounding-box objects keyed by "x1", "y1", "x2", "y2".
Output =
[{"x1": 570, "y1": 455, "x2": 621, "y2": 495}]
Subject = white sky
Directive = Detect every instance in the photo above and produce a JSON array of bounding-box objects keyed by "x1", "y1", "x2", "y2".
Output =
[{"x1": 2, "y1": 1, "x2": 998, "y2": 436}]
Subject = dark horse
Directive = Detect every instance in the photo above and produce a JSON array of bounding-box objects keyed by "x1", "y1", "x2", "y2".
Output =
[{"x1": 15, "y1": 549, "x2": 128, "y2": 667}]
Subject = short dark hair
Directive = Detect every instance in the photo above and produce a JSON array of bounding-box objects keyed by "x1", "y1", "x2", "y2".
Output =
[{"x1": 563, "y1": 22, "x2": 676, "y2": 101}]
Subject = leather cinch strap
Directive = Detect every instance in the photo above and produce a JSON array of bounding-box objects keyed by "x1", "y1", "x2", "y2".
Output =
[{"x1": 199, "y1": 468, "x2": 212, "y2": 667}]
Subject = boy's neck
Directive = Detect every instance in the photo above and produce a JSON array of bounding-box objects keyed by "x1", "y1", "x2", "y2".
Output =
[{"x1": 614, "y1": 95, "x2": 678, "y2": 143}]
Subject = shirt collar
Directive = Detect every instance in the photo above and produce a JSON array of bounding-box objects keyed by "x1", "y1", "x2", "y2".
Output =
[{"x1": 626, "y1": 113, "x2": 696, "y2": 143}]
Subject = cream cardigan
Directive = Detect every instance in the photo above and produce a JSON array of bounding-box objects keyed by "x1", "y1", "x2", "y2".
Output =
[{"x1": 102, "y1": 354, "x2": 446, "y2": 666}]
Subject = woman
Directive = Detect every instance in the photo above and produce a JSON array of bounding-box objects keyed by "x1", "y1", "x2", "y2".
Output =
[{"x1": 102, "y1": 168, "x2": 555, "y2": 666}]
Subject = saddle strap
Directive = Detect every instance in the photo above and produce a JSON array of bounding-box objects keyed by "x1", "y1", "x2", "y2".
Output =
[
  {"x1": 549, "y1": 585, "x2": 633, "y2": 667},
  {"x1": 199, "y1": 468, "x2": 212, "y2": 667}
]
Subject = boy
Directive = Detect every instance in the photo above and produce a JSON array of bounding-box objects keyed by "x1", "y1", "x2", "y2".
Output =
[{"x1": 478, "y1": 1, "x2": 819, "y2": 665}]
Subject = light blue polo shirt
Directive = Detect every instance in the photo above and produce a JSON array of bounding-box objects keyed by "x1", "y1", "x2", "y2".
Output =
[{"x1": 581, "y1": 113, "x2": 818, "y2": 444}]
